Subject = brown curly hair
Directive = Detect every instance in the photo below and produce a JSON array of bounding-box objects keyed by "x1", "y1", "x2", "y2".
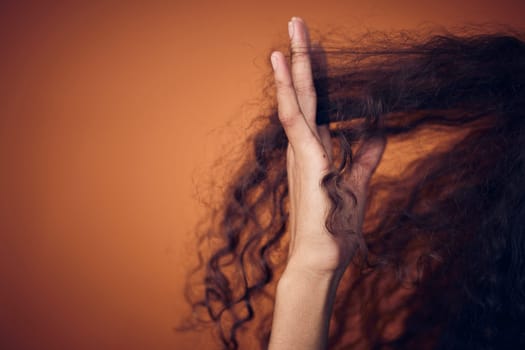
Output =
[{"x1": 182, "y1": 25, "x2": 525, "y2": 349}]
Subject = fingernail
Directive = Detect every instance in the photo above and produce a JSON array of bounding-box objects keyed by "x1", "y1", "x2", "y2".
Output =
[
  {"x1": 288, "y1": 19, "x2": 294, "y2": 40},
  {"x1": 271, "y1": 53, "x2": 278, "y2": 70}
]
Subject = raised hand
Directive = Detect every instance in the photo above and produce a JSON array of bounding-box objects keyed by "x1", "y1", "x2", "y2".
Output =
[
  {"x1": 268, "y1": 17, "x2": 386, "y2": 350},
  {"x1": 270, "y1": 17, "x2": 385, "y2": 278}
]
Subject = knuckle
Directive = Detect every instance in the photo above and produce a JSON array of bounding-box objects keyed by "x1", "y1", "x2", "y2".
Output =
[
  {"x1": 279, "y1": 111, "x2": 303, "y2": 127},
  {"x1": 291, "y1": 49, "x2": 310, "y2": 64},
  {"x1": 274, "y1": 78, "x2": 293, "y2": 90},
  {"x1": 294, "y1": 84, "x2": 317, "y2": 97},
  {"x1": 290, "y1": 42, "x2": 309, "y2": 54}
]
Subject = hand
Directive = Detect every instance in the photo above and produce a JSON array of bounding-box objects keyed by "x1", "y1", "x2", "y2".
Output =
[{"x1": 270, "y1": 17, "x2": 385, "y2": 278}]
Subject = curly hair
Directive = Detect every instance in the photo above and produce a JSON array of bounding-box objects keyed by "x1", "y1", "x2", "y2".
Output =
[{"x1": 181, "y1": 25, "x2": 525, "y2": 349}]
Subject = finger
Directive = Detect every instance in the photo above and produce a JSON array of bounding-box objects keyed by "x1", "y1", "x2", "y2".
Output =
[
  {"x1": 286, "y1": 147, "x2": 297, "y2": 254},
  {"x1": 309, "y1": 42, "x2": 333, "y2": 159},
  {"x1": 271, "y1": 51, "x2": 316, "y2": 150},
  {"x1": 348, "y1": 136, "x2": 386, "y2": 198},
  {"x1": 289, "y1": 17, "x2": 317, "y2": 131}
]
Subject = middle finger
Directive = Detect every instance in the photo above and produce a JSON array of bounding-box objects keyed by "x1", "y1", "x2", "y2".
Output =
[{"x1": 289, "y1": 17, "x2": 317, "y2": 132}]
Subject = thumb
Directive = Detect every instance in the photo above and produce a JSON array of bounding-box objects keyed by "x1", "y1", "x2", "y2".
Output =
[{"x1": 348, "y1": 136, "x2": 386, "y2": 198}]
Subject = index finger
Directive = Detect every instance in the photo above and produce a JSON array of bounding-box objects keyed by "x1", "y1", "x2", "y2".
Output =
[{"x1": 271, "y1": 51, "x2": 317, "y2": 152}]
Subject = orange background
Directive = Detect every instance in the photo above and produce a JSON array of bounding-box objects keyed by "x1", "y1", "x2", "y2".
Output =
[{"x1": 1, "y1": 1, "x2": 524, "y2": 349}]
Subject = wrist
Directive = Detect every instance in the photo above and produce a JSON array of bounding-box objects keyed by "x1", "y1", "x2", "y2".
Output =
[
  {"x1": 270, "y1": 264, "x2": 341, "y2": 350},
  {"x1": 281, "y1": 257, "x2": 345, "y2": 286},
  {"x1": 277, "y1": 263, "x2": 342, "y2": 301}
]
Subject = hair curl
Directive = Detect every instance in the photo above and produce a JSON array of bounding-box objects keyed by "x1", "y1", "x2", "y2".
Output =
[{"x1": 182, "y1": 25, "x2": 525, "y2": 349}]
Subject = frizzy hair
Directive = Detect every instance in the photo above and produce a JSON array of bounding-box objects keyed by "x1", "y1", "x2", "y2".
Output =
[{"x1": 181, "y1": 25, "x2": 525, "y2": 349}]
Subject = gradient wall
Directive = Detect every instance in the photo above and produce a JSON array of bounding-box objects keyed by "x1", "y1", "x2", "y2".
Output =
[{"x1": 1, "y1": 1, "x2": 524, "y2": 349}]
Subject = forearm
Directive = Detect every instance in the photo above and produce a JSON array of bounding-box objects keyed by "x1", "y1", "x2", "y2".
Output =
[{"x1": 268, "y1": 267, "x2": 341, "y2": 350}]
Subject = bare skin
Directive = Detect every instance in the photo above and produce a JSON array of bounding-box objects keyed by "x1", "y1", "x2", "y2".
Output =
[{"x1": 268, "y1": 17, "x2": 386, "y2": 350}]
